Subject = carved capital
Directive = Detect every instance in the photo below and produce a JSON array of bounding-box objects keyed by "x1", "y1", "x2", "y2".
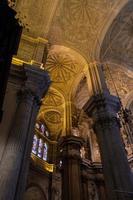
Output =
[
  {"x1": 83, "y1": 93, "x2": 120, "y2": 126},
  {"x1": 58, "y1": 136, "x2": 84, "y2": 160},
  {"x1": 24, "y1": 64, "x2": 51, "y2": 100},
  {"x1": 17, "y1": 88, "x2": 42, "y2": 106},
  {"x1": 16, "y1": 64, "x2": 50, "y2": 106}
]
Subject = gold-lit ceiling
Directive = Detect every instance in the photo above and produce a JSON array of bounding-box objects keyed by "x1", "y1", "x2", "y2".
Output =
[
  {"x1": 38, "y1": 45, "x2": 88, "y2": 138},
  {"x1": 13, "y1": 0, "x2": 133, "y2": 138}
]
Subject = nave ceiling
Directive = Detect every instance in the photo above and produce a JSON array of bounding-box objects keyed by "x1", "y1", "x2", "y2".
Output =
[{"x1": 12, "y1": 0, "x2": 133, "y2": 138}]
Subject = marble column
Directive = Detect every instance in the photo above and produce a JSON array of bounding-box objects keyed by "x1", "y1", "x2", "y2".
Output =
[
  {"x1": 83, "y1": 93, "x2": 133, "y2": 200},
  {"x1": 0, "y1": 64, "x2": 50, "y2": 200},
  {"x1": 59, "y1": 136, "x2": 84, "y2": 200}
]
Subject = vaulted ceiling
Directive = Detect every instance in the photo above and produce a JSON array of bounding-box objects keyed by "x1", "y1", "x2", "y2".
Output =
[
  {"x1": 15, "y1": 0, "x2": 128, "y2": 61},
  {"x1": 100, "y1": 0, "x2": 133, "y2": 70},
  {"x1": 13, "y1": 0, "x2": 133, "y2": 137}
]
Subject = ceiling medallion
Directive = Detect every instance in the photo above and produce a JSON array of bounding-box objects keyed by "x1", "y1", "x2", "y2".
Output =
[
  {"x1": 45, "y1": 53, "x2": 78, "y2": 83},
  {"x1": 44, "y1": 111, "x2": 62, "y2": 124}
]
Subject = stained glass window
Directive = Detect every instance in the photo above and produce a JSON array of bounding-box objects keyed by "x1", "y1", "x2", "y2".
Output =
[
  {"x1": 32, "y1": 136, "x2": 48, "y2": 161},
  {"x1": 43, "y1": 143, "x2": 48, "y2": 161},
  {"x1": 35, "y1": 122, "x2": 50, "y2": 138},
  {"x1": 40, "y1": 124, "x2": 44, "y2": 134},
  {"x1": 33, "y1": 121, "x2": 50, "y2": 161},
  {"x1": 32, "y1": 135, "x2": 38, "y2": 155},
  {"x1": 37, "y1": 138, "x2": 43, "y2": 158}
]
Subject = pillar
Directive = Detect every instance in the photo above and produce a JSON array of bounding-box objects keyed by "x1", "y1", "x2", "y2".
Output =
[
  {"x1": 95, "y1": 174, "x2": 107, "y2": 200},
  {"x1": 81, "y1": 161, "x2": 101, "y2": 200},
  {"x1": 0, "y1": 64, "x2": 50, "y2": 200},
  {"x1": 81, "y1": 162, "x2": 90, "y2": 200},
  {"x1": 83, "y1": 63, "x2": 133, "y2": 200},
  {"x1": 0, "y1": 1, "x2": 22, "y2": 121},
  {"x1": 59, "y1": 136, "x2": 84, "y2": 200}
]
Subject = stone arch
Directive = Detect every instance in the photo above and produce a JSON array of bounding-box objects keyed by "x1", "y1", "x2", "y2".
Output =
[
  {"x1": 45, "y1": 44, "x2": 89, "y2": 99},
  {"x1": 94, "y1": 0, "x2": 128, "y2": 60},
  {"x1": 71, "y1": 75, "x2": 90, "y2": 110}
]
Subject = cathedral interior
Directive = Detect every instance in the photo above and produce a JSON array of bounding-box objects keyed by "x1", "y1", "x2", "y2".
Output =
[{"x1": 0, "y1": 0, "x2": 133, "y2": 200}]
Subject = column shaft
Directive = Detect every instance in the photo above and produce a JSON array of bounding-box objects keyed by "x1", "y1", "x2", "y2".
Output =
[
  {"x1": 59, "y1": 136, "x2": 83, "y2": 200},
  {"x1": 14, "y1": 96, "x2": 41, "y2": 200},
  {"x1": 84, "y1": 94, "x2": 133, "y2": 200},
  {"x1": 0, "y1": 65, "x2": 50, "y2": 200},
  {"x1": 0, "y1": 90, "x2": 34, "y2": 200}
]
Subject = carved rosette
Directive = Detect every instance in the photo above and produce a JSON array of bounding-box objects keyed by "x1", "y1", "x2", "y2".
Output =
[{"x1": 45, "y1": 52, "x2": 79, "y2": 83}]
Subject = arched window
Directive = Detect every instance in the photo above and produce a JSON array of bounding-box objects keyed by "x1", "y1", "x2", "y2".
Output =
[
  {"x1": 32, "y1": 137, "x2": 48, "y2": 161},
  {"x1": 32, "y1": 121, "x2": 50, "y2": 161}
]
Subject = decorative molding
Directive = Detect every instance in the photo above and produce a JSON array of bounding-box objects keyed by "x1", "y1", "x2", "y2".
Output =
[
  {"x1": 31, "y1": 154, "x2": 54, "y2": 173},
  {"x1": 44, "y1": 111, "x2": 62, "y2": 124},
  {"x1": 42, "y1": 88, "x2": 64, "y2": 107}
]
